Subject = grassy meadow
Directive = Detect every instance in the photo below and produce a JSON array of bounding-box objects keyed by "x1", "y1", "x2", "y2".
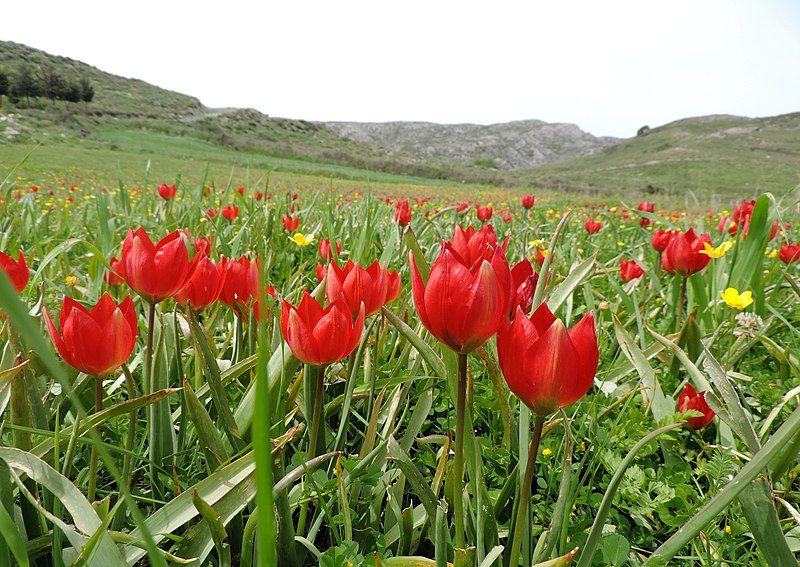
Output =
[{"x1": 0, "y1": 127, "x2": 800, "y2": 567}]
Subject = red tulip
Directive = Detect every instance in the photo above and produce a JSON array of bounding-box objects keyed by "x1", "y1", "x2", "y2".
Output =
[
  {"x1": 206, "y1": 208, "x2": 219, "y2": 219},
  {"x1": 476, "y1": 205, "x2": 493, "y2": 221},
  {"x1": 770, "y1": 219, "x2": 780, "y2": 241},
  {"x1": 450, "y1": 225, "x2": 508, "y2": 266},
  {"x1": 105, "y1": 256, "x2": 124, "y2": 287},
  {"x1": 283, "y1": 216, "x2": 300, "y2": 231},
  {"x1": 318, "y1": 239, "x2": 342, "y2": 262},
  {"x1": 455, "y1": 202, "x2": 470, "y2": 215},
  {"x1": 236, "y1": 185, "x2": 245, "y2": 196},
  {"x1": 219, "y1": 256, "x2": 260, "y2": 315},
  {"x1": 510, "y1": 259, "x2": 538, "y2": 314},
  {"x1": 620, "y1": 259, "x2": 645, "y2": 282},
  {"x1": 326, "y1": 260, "x2": 390, "y2": 317},
  {"x1": 677, "y1": 383, "x2": 715, "y2": 430},
  {"x1": 502, "y1": 212, "x2": 513, "y2": 223},
  {"x1": 661, "y1": 229, "x2": 712, "y2": 276},
  {"x1": 118, "y1": 228, "x2": 199, "y2": 303},
  {"x1": 175, "y1": 256, "x2": 227, "y2": 311},
  {"x1": 315, "y1": 262, "x2": 326, "y2": 282},
  {"x1": 394, "y1": 200, "x2": 413, "y2": 226},
  {"x1": 281, "y1": 290, "x2": 364, "y2": 365},
  {"x1": 651, "y1": 229, "x2": 676, "y2": 252},
  {"x1": 0, "y1": 251, "x2": 29, "y2": 292},
  {"x1": 779, "y1": 244, "x2": 800, "y2": 264},
  {"x1": 410, "y1": 237, "x2": 510, "y2": 354},
  {"x1": 157, "y1": 183, "x2": 177, "y2": 201},
  {"x1": 584, "y1": 220, "x2": 602, "y2": 234},
  {"x1": 637, "y1": 202, "x2": 655, "y2": 227},
  {"x1": 45, "y1": 294, "x2": 138, "y2": 376},
  {"x1": 386, "y1": 270, "x2": 402, "y2": 304},
  {"x1": 497, "y1": 303, "x2": 598, "y2": 416},
  {"x1": 222, "y1": 206, "x2": 239, "y2": 222},
  {"x1": 521, "y1": 194, "x2": 535, "y2": 209}
]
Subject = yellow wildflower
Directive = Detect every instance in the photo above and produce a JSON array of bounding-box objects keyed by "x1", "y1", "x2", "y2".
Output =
[
  {"x1": 721, "y1": 288, "x2": 754, "y2": 310},
  {"x1": 65, "y1": 275, "x2": 78, "y2": 286},
  {"x1": 698, "y1": 241, "x2": 733, "y2": 259},
  {"x1": 542, "y1": 448, "x2": 553, "y2": 457},
  {"x1": 289, "y1": 232, "x2": 315, "y2": 247}
]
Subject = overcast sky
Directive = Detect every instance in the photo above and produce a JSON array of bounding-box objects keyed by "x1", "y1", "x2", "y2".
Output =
[{"x1": 3, "y1": 0, "x2": 799, "y2": 137}]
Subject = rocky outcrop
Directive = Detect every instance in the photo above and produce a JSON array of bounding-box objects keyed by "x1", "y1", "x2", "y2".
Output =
[{"x1": 323, "y1": 119, "x2": 619, "y2": 170}]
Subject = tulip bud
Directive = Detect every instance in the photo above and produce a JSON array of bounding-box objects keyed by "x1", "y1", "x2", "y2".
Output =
[
  {"x1": 0, "y1": 251, "x2": 30, "y2": 292},
  {"x1": 45, "y1": 294, "x2": 138, "y2": 377},
  {"x1": 497, "y1": 303, "x2": 598, "y2": 416},
  {"x1": 661, "y1": 228, "x2": 712, "y2": 276},
  {"x1": 677, "y1": 384, "x2": 715, "y2": 429},
  {"x1": 281, "y1": 291, "x2": 364, "y2": 365},
  {"x1": 410, "y1": 231, "x2": 510, "y2": 354},
  {"x1": 117, "y1": 228, "x2": 200, "y2": 303}
]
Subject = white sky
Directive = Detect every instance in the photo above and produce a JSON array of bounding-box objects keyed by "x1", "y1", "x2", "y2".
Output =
[{"x1": 3, "y1": 0, "x2": 799, "y2": 137}]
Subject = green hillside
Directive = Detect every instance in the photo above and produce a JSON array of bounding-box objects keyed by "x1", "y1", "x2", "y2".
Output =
[
  {"x1": 520, "y1": 113, "x2": 800, "y2": 199},
  {"x1": 0, "y1": 41, "x2": 509, "y2": 185},
  {"x1": 2, "y1": 40, "x2": 799, "y2": 198}
]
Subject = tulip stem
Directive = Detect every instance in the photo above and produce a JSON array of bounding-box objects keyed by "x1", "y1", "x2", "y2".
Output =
[
  {"x1": 508, "y1": 414, "x2": 545, "y2": 567},
  {"x1": 454, "y1": 352, "x2": 469, "y2": 551},
  {"x1": 677, "y1": 276, "x2": 688, "y2": 331},
  {"x1": 144, "y1": 301, "x2": 156, "y2": 397},
  {"x1": 143, "y1": 300, "x2": 159, "y2": 500},
  {"x1": 308, "y1": 364, "x2": 326, "y2": 460},
  {"x1": 88, "y1": 376, "x2": 103, "y2": 503}
]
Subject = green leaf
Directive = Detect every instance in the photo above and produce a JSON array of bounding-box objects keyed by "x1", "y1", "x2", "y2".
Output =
[
  {"x1": 182, "y1": 377, "x2": 229, "y2": 469},
  {"x1": 0, "y1": 447, "x2": 126, "y2": 567},
  {"x1": 600, "y1": 533, "x2": 630, "y2": 566},
  {"x1": 192, "y1": 490, "x2": 231, "y2": 567},
  {"x1": 547, "y1": 254, "x2": 597, "y2": 314}
]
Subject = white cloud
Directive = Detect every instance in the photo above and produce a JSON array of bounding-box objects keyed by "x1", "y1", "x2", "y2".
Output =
[{"x1": 3, "y1": 0, "x2": 799, "y2": 137}]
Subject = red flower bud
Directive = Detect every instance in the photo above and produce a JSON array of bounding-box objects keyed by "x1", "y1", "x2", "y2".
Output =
[
  {"x1": 318, "y1": 239, "x2": 342, "y2": 262},
  {"x1": 410, "y1": 236, "x2": 510, "y2": 354},
  {"x1": 45, "y1": 294, "x2": 138, "y2": 377},
  {"x1": 620, "y1": 259, "x2": 645, "y2": 282},
  {"x1": 394, "y1": 202, "x2": 413, "y2": 226},
  {"x1": 118, "y1": 228, "x2": 200, "y2": 303},
  {"x1": 222, "y1": 205, "x2": 239, "y2": 222},
  {"x1": 498, "y1": 304, "x2": 598, "y2": 416},
  {"x1": 510, "y1": 259, "x2": 538, "y2": 315},
  {"x1": 283, "y1": 216, "x2": 300, "y2": 231},
  {"x1": 219, "y1": 256, "x2": 260, "y2": 315},
  {"x1": 105, "y1": 256, "x2": 124, "y2": 287},
  {"x1": 476, "y1": 205, "x2": 493, "y2": 221},
  {"x1": 780, "y1": 244, "x2": 800, "y2": 264},
  {"x1": 584, "y1": 220, "x2": 602, "y2": 234},
  {"x1": 521, "y1": 194, "x2": 535, "y2": 209},
  {"x1": 651, "y1": 229, "x2": 676, "y2": 252},
  {"x1": 157, "y1": 183, "x2": 177, "y2": 200},
  {"x1": 175, "y1": 256, "x2": 228, "y2": 311},
  {"x1": 326, "y1": 260, "x2": 392, "y2": 317},
  {"x1": 677, "y1": 384, "x2": 715, "y2": 429},
  {"x1": 281, "y1": 291, "x2": 364, "y2": 365},
  {"x1": 661, "y1": 228, "x2": 711, "y2": 276},
  {"x1": 0, "y1": 251, "x2": 29, "y2": 292}
]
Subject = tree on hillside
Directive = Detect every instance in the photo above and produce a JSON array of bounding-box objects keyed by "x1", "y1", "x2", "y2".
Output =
[
  {"x1": 0, "y1": 70, "x2": 8, "y2": 107},
  {"x1": 11, "y1": 64, "x2": 41, "y2": 105},
  {"x1": 79, "y1": 77, "x2": 94, "y2": 106},
  {"x1": 40, "y1": 66, "x2": 66, "y2": 106},
  {"x1": 64, "y1": 80, "x2": 83, "y2": 104}
]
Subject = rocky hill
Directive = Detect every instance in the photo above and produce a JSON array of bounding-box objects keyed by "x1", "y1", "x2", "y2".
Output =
[{"x1": 324, "y1": 120, "x2": 619, "y2": 169}]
